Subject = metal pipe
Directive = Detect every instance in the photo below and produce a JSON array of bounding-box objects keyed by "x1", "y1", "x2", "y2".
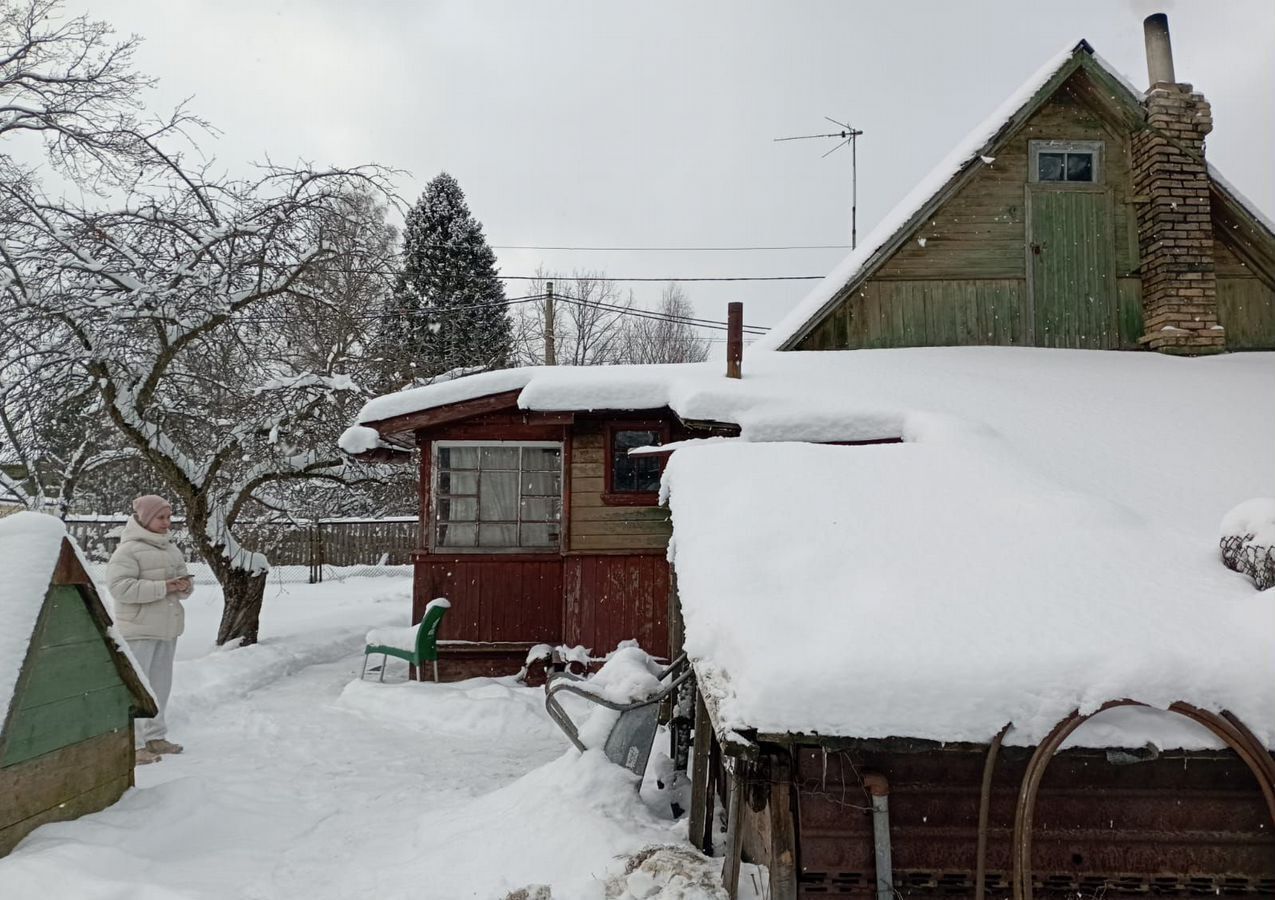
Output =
[
  {"x1": 975, "y1": 723, "x2": 1012, "y2": 900},
  {"x1": 862, "y1": 772, "x2": 894, "y2": 900},
  {"x1": 1143, "y1": 14, "x2": 1176, "y2": 86}
]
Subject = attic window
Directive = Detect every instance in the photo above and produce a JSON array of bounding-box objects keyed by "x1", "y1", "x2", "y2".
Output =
[{"x1": 1030, "y1": 140, "x2": 1102, "y2": 184}]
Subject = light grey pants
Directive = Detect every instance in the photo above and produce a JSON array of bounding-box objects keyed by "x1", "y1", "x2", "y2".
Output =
[{"x1": 127, "y1": 638, "x2": 177, "y2": 748}]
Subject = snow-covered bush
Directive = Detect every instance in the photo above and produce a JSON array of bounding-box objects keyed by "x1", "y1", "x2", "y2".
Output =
[{"x1": 1220, "y1": 499, "x2": 1275, "y2": 590}]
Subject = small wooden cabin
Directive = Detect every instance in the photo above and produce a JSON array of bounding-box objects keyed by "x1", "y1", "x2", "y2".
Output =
[
  {"x1": 0, "y1": 512, "x2": 157, "y2": 857},
  {"x1": 347, "y1": 388, "x2": 738, "y2": 676}
]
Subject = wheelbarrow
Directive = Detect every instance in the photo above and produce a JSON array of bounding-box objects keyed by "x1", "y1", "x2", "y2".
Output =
[{"x1": 544, "y1": 653, "x2": 691, "y2": 778}]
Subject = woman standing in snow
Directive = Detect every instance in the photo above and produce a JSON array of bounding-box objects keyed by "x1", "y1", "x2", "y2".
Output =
[{"x1": 107, "y1": 494, "x2": 192, "y2": 766}]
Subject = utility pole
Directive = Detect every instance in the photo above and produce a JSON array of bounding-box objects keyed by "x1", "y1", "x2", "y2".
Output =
[{"x1": 544, "y1": 281, "x2": 557, "y2": 366}]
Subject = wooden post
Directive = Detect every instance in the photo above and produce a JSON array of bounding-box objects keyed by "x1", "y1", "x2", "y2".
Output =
[
  {"x1": 688, "y1": 690, "x2": 714, "y2": 853},
  {"x1": 767, "y1": 750, "x2": 799, "y2": 900},
  {"x1": 726, "y1": 302, "x2": 743, "y2": 379},
  {"x1": 544, "y1": 281, "x2": 557, "y2": 366},
  {"x1": 722, "y1": 759, "x2": 749, "y2": 898}
]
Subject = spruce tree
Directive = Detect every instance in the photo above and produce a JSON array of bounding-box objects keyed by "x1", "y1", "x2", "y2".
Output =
[{"x1": 390, "y1": 173, "x2": 512, "y2": 384}]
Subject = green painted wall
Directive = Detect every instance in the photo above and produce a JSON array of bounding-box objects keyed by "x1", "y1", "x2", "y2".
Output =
[{"x1": 2, "y1": 586, "x2": 132, "y2": 767}]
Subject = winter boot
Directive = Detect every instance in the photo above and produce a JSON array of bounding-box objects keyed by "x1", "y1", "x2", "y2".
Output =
[
  {"x1": 146, "y1": 738, "x2": 184, "y2": 755},
  {"x1": 135, "y1": 747, "x2": 163, "y2": 766}
]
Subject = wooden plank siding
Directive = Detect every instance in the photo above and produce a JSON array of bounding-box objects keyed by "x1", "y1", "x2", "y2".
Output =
[
  {"x1": 569, "y1": 422, "x2": 672, "y2": 553},
  {"x1": 798, "y1": 71, "x2": 1144, "y2": 352},
  {"x1": 0, "y1": 728, "x2": 133, "y2": 857},
  {"x1": 563, "y1": 555, "x2": 670, "y2": 656},
  {"x1": 415, "y1": 557, "x2": 563, "y2": 645},
  {"x1": 2, "y1": 586, "x2": 133, "y2": 768},
  {"x1": 1215, "y1": 238, "x2": 1275, "y2": 349}
]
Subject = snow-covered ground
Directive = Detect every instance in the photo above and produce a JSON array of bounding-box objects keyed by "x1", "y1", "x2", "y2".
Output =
[{"x1": 0, "y1": 576, "x2": 736, "y2": 900}]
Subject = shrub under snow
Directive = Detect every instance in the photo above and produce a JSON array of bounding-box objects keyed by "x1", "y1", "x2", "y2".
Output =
[{"x1": 1221, "y1": 498, "x2": 1275, "y2": 590}]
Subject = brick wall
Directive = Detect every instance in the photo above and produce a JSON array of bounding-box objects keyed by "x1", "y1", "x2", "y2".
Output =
[{"x1": 1131, "y1": 83, "x2": 1225, "y2": 354}]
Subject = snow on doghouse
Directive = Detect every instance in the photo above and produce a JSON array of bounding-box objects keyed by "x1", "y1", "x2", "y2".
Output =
[
  {"x1": 0, "y1": 512, "x2": 157, "y2": 856},
  {"x1": 660, "y1": 350, "x2": 1275, "y2": 896}
]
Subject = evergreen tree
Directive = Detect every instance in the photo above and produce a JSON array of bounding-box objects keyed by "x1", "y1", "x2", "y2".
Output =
[{"x1": 389, "y1": 173, "x2": 512, "y2": 384}]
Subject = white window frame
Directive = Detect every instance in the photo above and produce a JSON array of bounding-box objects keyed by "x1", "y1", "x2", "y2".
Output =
[
  {"x1": 1029, "y1": 139, "x2": 1104, "y2": 185},
  {"x1": 430, "y1": 440, "x2": 563, "y2": 553}
]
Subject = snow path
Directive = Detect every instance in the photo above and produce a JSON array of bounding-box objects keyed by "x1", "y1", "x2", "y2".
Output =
[{"x1": 0, "y1": 577, "x2": 704, "y2": 899}]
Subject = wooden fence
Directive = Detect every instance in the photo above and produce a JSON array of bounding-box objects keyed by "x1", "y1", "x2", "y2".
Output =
[{"x1": 66, "y1": 516, "x2": 418, "y2": 583}]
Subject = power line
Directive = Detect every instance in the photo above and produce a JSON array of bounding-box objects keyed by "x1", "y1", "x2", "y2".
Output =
[
  {"x1": 230, "y1": 292, "x2": 770, "y2": 333},
  {"x1": 303, "y1": 265, "x2": 826, "y2": 283},
  {"x1": 501, "y1": 274, "x2": 822, "y2": 283},
  {"x1": 486, "y1": 243, "x2": 849, "y2": 252}
]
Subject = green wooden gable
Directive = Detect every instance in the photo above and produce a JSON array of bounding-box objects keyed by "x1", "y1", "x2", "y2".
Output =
[
  {"x1": 0, "y1": 539, "x2": 157, "y2": 769},
  {"x1": 2, "y1": 586, "x2": 135, "y2": 767}
]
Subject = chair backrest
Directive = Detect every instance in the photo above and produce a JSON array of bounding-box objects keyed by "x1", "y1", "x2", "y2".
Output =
[{"x1": 415, "y1": 597, "x2": 450, "y2": 661}]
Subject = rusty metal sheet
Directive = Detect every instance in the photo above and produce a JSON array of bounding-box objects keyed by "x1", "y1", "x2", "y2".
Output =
[{"x1": 792, "y1": 744, "x2": 1275, "y2": 898}]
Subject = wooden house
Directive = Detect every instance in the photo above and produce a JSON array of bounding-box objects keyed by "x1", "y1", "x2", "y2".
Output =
[
  {"x1": 760, "y1": 21, "x2": 1275, "y2": 356},
  {"x1": 0, "y1": 512, "x2": 158, "y2": 857}
]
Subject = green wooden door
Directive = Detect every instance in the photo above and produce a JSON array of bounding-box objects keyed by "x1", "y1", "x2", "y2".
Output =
[{"x1": 1028, "y1": 189, "x2": 1119, "y2": 348}]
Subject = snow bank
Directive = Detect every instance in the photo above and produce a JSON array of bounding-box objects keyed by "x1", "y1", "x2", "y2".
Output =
[
  {"x1": 0, "y1": 512, "x2": 68, "y2": 715},
  {"x1": 665, "y1": 440, "x2": 1275, "y2": 747},
  {"x1": 337, "y1": 676, "x2": 560, "y2": 742},
  {"x1": 405, "y1": 749, "x2": 679, "y2": 898}
]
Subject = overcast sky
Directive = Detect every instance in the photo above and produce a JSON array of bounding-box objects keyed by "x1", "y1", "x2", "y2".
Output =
[{"x1": 81, "y1": 0, "x2": 1275, "y2": 339}]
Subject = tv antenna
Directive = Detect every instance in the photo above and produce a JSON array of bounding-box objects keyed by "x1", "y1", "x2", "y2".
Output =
[{"x1": 775, "y1": 117, "x2": 864, "y2": 249}]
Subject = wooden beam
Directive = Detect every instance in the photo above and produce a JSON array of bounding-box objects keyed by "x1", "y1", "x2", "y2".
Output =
[
  {"x1": 722, "y1": 760, "x2": 749, "y2": 899},
  {"x1": 688, "y1": 690, "x2": 714, "y2": 854},
  {"x1": 368, "y1": 390, "x2": 525, "y2": 440},
  {"x1": 767, "y1": 749, "x2": 799, "y2": 900}
]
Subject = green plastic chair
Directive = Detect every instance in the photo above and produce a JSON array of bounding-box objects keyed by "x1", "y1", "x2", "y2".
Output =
[{"x1": 361, "y1": 597, "x2": 450, "y2": 682}]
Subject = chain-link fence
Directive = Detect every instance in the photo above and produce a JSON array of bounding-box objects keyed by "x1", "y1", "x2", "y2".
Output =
[
  {"x1": 68, "y1": 515, "x2": 417, "y2": 586},
  {"x1": 1220, "y1": 534, "x2": 1275, "y2": 591}
]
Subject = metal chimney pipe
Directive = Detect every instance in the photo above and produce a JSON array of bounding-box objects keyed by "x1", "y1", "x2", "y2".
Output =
[
  {"x1": 726, "y1": 302, "x2": 743, "y2": 379},
  {"x1": 1144, "y1": 13, "x2": 1176, "y2": 86}
]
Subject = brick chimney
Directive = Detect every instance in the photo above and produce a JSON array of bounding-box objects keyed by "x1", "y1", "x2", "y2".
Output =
[{"x1": 1130, "y1": 13, "x2": 1224, "y2": 354}]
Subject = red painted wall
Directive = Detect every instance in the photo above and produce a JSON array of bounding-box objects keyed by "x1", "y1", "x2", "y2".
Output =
[
  {"x1": 414, "y1": 556, "x2": 563, "y2": 644},
  {"x1": 564, "y1": 554, "x2": 670, "y2": 657}
]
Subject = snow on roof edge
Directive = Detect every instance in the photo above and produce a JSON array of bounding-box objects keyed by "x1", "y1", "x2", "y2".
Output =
[{"x1": 756, "y1": 41, "x2": 1145, "y2": 351}]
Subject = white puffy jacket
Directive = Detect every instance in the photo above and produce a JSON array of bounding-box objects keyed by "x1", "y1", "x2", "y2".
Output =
[{"x1": 106, "y1": 516, "x2": 191, "y2": 640}]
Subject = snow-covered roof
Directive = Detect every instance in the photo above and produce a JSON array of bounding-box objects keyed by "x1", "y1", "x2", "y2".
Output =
[
  {"x1": 753, "y1": 42, "x2": 1274, "y2": 351},
  {"x1": 0, "y1": 511, "x2": 156, "y2": 723},
  {"x1": 0, "y1": 512, "x2": 74, "y2": 717},
  {"x1": 656, "y1": 349, "x2": 1275, "y2": 748},
  {"x1": 347, "y1": 347, "x2": 1275, "y2": 746}
]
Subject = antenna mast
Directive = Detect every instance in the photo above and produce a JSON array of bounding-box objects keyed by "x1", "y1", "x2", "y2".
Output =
[{"x1": 775, "y1": 118, "x2": 864, "y2": 249}]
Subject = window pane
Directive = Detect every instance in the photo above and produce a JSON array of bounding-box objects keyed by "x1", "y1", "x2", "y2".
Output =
[
  {"x1": 438, "y1": 497, "x2": 476, "y2": 522},
  {"x1": 481, "y1": 446, "x2": 521, "y2": 469},
  {"x1": 480, "y1": 470, "x2": 519, "y2": 520},
  {"x1": 438, "y1": 471, "x2": 478, "y2": 495},
  {"x1": 520, "y1": 523, "x2": 559, "y2": 547},
  {"x1": 439, "y1": 446, "x2": 478, "y2": 470},
  {"x1": 436, "y1": 522, "x2": 475, "y2": 548},
  {"x1": 1037, "y1": 153, "x2": 1065, "y2": 182},
  {"x1": 521, "y1": 471, "x2": 559, "y2": 497},
  {"x1": 614, "y1": 455, "x2": 663, "y2": 492},
  {"x1": 523, "y1": 447, "x2": 561, "y2": 472},
  {"x1": 478, "y1": 524, "x2": 518, "y2": 547},
  {"x1": 612, "y1": 430, "x2": 663, "y2": 492},
  {"x1": 1065, "y1": 152, "x2": 1094, "y2": 182},
  {"x1": 520, "y1": 497, "x2": 561, "y2": 522}
]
